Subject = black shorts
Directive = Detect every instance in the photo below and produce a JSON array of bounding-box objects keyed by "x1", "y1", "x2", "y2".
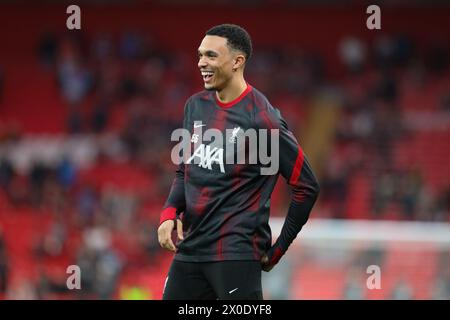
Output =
[{"x1": 163, "y1": 260, "x2": 263, "y2": 300}]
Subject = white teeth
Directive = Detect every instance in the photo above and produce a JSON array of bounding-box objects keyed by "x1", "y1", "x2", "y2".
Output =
[{"x1": 201, "y1": 71, "x2": 213, "y2": 76}]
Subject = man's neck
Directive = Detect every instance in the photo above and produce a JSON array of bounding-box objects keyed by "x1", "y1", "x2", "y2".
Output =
[{"x1": 216, "y1": 77, "x2": 247, "y2": 104}]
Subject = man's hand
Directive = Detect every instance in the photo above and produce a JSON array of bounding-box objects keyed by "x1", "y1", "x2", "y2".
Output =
[
  {"x1": 158, "y1": 219, "x2": 184, "y2": 252},
  {"x1": 260, "y1": 254, "x2": 275, "y2": 272}
]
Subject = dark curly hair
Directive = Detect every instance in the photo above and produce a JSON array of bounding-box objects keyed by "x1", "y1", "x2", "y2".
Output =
[{"x1": 206, "y1": 24, "x2": 252, "y2": 61}]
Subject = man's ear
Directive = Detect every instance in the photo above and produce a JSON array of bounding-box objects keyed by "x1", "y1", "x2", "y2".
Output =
[{"x1": 233, "y1": 54, "x2": 246, "y2": 71}]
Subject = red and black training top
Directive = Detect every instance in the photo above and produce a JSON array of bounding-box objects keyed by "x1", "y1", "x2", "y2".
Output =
[{"x1": 160, "y1": 84, "x2": 320, "y2": 265}]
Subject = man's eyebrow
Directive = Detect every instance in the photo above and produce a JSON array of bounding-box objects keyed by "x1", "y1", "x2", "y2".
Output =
[{"x1": 197, "y1": 49, "x2": 219, "y2": 56}]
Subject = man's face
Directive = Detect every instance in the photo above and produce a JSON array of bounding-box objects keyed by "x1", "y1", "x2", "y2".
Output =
[{"x1": 198, "y1": 35, "x2": 236, "y2": 91}]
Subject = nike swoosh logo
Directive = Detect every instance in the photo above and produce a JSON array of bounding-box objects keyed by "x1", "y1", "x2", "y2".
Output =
[
  {"x1": 228, "y1": 288, "x2": 238, "y2": 294},
  {"x1": 194, "y1": 123, "x2": 206, "y2": 128}
]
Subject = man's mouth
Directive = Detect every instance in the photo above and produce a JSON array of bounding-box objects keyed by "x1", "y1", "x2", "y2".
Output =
[{"x1": 201, "y1": 71, "x2": 214, "y2": 83}]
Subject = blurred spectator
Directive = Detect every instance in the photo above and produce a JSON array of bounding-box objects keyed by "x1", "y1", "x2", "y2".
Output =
[
  {"x1": 0, "y1": 65, "x2": 3, "y2": 103},
  {"x1": 137, "y1": 221, "x2": 160, "y2": 259},
  {"x1": 425, "y1": 39, "x2": 449, "y2": 74},
  {"x1": 77, "y1": 185, "x2": 98, "y2": 226},
  {"x1": 432, "y1": 252, "x2": 450, "y2": 299},
  {"x1": 6, "y1": 279, "x2": 38, "y2": 300},
  {"x1": 373, "y1": 71, "x2": 398, "y2": 103},
  {"x1": 34, "y1": 217, "x2": 67, "y2": 258},
  {"x1": 75, "y1": 244, "x2": 97, "y2": 298},
  {"x1": 57, "y1": 38, "x2": 92, "y2": 104},
  {"x1": 6, "y1": 174, "x2": 29, "y2": 206},
  {"x1": 58, "y1": 60, "x2": 92, "y2": 105},
  {"x1": 261, "y1": 253, "x2": 292, "y2": 299},
  {"x1": 391, "y1": 278, "x2": 414, "y2": 300},
  {"x1": 374, "y1": 36, "x2": 396, "y2": 69},
  {"x1": 36, "y1": 269, "x2": 67, "y2": 299},
  {"x1": 441, "y1": 92, "x2": 450, "y2": 111},
  {"x1": 57, "y1": 156, "x2": 76, "y2": 191},
  {"x1": 140, "y1": 57, "x2": 165, "y2": 97},
  {"x1": 67, "y1": 104, "x2": 83, "y2": 134},
  {"x1": 42, "y1": 174, "x2": 66, "y2": 214},
  {"x1": 29, "y1": 161, "x2": 49, "y2": 208},
  {"x1": 94, "y1": 246, "x2": 122, "y2": 299},
  {"x1": 76, "y1": 219, "x2": 123, "y2": 299},
  {"x1": 392, "y1": 34, "x2": 415, "y2": 68},
  {"x1": 101, "y1": 185, "x2": 137, "y2": 231},
  {"x1": 91, "y1": 33, "x2": 114, "y2": 62},
  {"x1": 38, "y1": 32, "x2": 58, "y2": 68},
  {"x1": 372, "y1": 169, "x2": 398, "y2": 216},
  {"x1": 119, "y1": 32, "x2": 144, "y2": 61},
  {"x1": 0, "y1": 157, "x2": 14, "y2": 189},
  {"x1": 91, "y1": 99, "x2": 110, "y2": 133},
  {"x1": 430, "y1": 186, "x2": 450, "y2": 221},
  {"x1": 398, "y1": 167, "x2": 424, "y2": 219},
  {"x1": 320, "y1": 152, "x2": 349, "y2": 219},
  {"x1": 97, "y1": 59, "x2": 121, "y2": 100},
  {"x1": 343, "y1": 267, "x2": 365, "y2": 300},
  {"x1": 0, "y1": 226, "x2": 9, "y2": 294},
  {"x1": 339, "y1": 37, "x2": 367, "y2": 74}
]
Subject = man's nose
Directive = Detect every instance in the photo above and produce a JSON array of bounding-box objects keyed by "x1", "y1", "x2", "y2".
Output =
[{"x1": 198, "y1": 57, "x2": 207, "y2": 69}]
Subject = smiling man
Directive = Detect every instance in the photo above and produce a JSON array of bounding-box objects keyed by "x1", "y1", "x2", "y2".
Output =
[{"x1": 158, "y1": 24, "x2": 320, "y2": 300}]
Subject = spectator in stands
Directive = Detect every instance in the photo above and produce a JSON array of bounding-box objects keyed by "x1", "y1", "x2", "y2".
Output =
[
  {"x1": 138, "y1": 221, "x2": 160, "y2": 260},
  {"x1": 75, "y1": 243, "x2": 96, "y2": 298},
  {"x1": 101, "y1": 188, "x2": 137, "y2": 231},
  {"x1": 372, "y1": 169, "x2": 398, "y2": 216},
  {"x1": 425, "y1": 39, "x2": 449, "y2": 75},
  {"x1": 77, "y1": 217, "x2": 122, "y2": 299},
  {"x1": 119, "y1": 32, "x2": 144, "y2": 61},
  {"x1": 0, "y1": 225, "x2": 9, "y2": 294},
  {"x1": 398, "y1": 167, "x2": 424, "y2": 219},
  {"x1": 6, "y1": 171, "x2": 29, "y2": 207},
  {"x1": 94, "y1": 247, "x2": 122, "y2": 299},
  {"x1": 91, "y1": 99, "x2": 110, "y2": 133},
  {"x1": 67, "y1": 104, "x2": 83, "y2": 134},
  {"x1": 321, "y1": 154, "x2": 349, "y2": 218},
  {"x1": 373, "y1": 71, "x2": 398, "y2": 104},
  {"x1": 34, "y1": 216, "x2": 67, "y2": 258},
  {"x1": 391, "y1": 278, "x2": 414, "y2": 300},
  {"x1": 58, "y1": 59, "x2": 92, "y2": 105},
  {"x1": 0, "y1": 157, "x2": 14, "y2": 190},
  {"x1": 36, "y1": 268, "x2": 68, "y2": 299},
  {"x1": 57, "y1": 156, "x2": 76, "y2": 191},
  {"x1": 339, "y1": 37, "x2": 367, "y2": 74},
  {"x1": 38, "y1": 32, "x2": 58, "y2": 69},
  {"x1": 261, "y1": 255, "x2": 292, "y2": 300},
  {"x1": 29, "y1": 161, "x2": 49, "y2": 208},
  {"x1": 77, "y1": 184, "x2": 98, "y2": 226},
  {"x1": 432, "y1": 252, "x2": 450, "y2": 299},
  {"x1": 0, "y1": 65, "x2": 3, "y2": 103},
  {"x1": 6, "y1": 279, "x2": 38, "y2": 300},
  {"x1": 343, "y1": 267, "x2": 365, "y2": 300},
  {"x1": 431, "y1": 186, "x2": 450, "y2": 221},
  {"x1": 91, "y1": 33, "x2": 114, "y2": 62},
  {"x1": 440, "y1": 92, "x2": 450, "y2": 112},
  {"x1": 374, "y1": 35, "x2": 396, "y2": 69}
]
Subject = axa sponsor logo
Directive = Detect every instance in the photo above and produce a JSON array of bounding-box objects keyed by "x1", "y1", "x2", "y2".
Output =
[
  {"x1": 187, "y1": 143, "x2": 225, "y2": 173},
  {"x1": 171, "y1": 121, "x2": 280, "y2": 175}
]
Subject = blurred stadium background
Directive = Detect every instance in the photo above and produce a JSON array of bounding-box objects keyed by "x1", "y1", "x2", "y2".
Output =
[{"x1": 0, "y1": 1, "x2": 449, "y2": 300}]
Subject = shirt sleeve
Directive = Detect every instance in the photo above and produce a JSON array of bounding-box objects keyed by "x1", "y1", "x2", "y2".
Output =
[
  {"x1": 160, "y1": 99, "x2": 191, "y2": 225},
  {"x1": 256, "y1": 106, "x2": 320, "y2": 265}
]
